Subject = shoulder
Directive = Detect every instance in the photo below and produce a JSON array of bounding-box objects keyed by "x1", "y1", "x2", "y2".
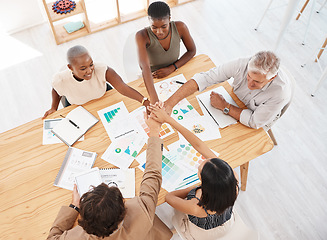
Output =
[
  {"x1": 174, "y1": 21, "x2": 188, "y2": 34},
  {"x1": 136, "y1": 29, "x2": 149, "y2": 42},
  {"x1": 94, "y1": 62, "x2": 107, "y2": 72},
  {"x1": 52, "y1": 69, "x2": 70, "y2": 85}
]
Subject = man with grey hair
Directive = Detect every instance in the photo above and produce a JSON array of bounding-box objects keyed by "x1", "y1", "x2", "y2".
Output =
[{"x1": 164, "y1": 51, "x2": 292, "y2": 130}]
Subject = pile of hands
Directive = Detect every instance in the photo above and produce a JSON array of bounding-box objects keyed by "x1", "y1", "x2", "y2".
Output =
[{"x1": 144, "y1": 101, "x2": 171, "y2": 131}]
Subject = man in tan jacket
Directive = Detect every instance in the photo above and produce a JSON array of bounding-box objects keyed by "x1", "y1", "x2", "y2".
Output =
[{"x1": 47, "y1": 114, "x2": 172, "y2": 240}]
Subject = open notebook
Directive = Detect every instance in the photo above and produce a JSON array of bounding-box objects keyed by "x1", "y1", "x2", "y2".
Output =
[{"x1": 51, "y1": 106, "x2": 98, "y2": 146}]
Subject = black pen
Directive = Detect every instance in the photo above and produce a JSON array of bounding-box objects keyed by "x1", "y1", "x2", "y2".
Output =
[
  {"x1": 60, "y1": 114, "x2": 80, "y2": 129},
  {"x1": 173, "y1": 80, "x2": 185, "y2": 85},
  {"x1": 198, "y1": 99, "x2": 220, "y2": 128}
]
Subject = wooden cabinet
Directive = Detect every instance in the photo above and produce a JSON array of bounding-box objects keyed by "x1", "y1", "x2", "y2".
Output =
[{"x1": 43, "y1": 0, "x2": 194, "y2": 45}]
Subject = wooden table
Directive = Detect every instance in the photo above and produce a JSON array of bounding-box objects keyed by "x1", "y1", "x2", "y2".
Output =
[{"x1": 0, "y1": 54, "x2": 274, "y2": 239}]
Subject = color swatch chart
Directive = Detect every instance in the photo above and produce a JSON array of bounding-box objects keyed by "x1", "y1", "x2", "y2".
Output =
[
  {"x1": 131, "y1": 106, "x2": 175, "y2": 139},
  {"x1": 136, "y1": 150, "x2": 185, "y2": 191},
  {"x1": 168, "y1": 142, "x2": 219, "y2": 170}
]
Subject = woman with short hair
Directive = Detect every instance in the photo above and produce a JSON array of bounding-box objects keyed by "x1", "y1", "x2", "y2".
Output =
[{"x1": 136, "y1": 1, "x2": 196, "y2": 103}]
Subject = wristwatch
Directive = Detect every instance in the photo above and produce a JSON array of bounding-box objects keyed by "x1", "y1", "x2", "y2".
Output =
[
  {"x1": 69, "y1": 203, "x2": 80, "y2": 213},
  {"x1": 141, "y1": 97, "x2": 148, "y2": 105},
  {"x1": 223, "y1": 104, "x2": 231, "y2": 115}
]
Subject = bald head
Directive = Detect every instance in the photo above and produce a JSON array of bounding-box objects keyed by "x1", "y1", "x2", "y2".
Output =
[{"x1": 67, "y1": 45, "x2": 89, "y2": 65}]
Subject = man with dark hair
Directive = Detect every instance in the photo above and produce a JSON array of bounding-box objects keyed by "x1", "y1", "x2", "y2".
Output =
[{"x1": 47, "y1": 114, "x2": 172, "y2": 240}]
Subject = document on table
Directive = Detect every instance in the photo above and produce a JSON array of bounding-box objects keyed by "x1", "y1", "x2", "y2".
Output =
[
  {"x1": 101, "y1": 131, "x2": 146, "y2": 169},
  {"x1": 54, "y1": 147, "x2": 97, "y2": 191},
  {"x1": 196, "y1": 86, "x2": 239, "y2": 128},
  {"x1": 100, "y1": 168, "x2": 135, "y2": 198},
  {"x1": 177, "y1": 115, "x2": 221, "y2": 143},
  {"x1": 154, "y1": 74, "x2": 187, "y2": 101},
  {"x1": 43, "y1": 118, "x2": 84, "y2": 145}
]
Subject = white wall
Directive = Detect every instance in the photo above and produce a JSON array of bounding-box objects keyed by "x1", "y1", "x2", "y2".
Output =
[{"x1": 0, "y1": 0, "x2": 46, "y2": 34}]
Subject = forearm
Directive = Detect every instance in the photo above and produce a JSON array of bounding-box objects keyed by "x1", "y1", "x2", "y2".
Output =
[
  {"x1": 51, "y1": 88, "x2": 61, "y2": 110},
  {"x1": 166, "y1": 186, "x2": 194, "y2": 201},
  {"x1": 166, "y1": 79, "x2": 199, "y2": 108},
  {"x1": 139, "y1": 137, "x2": 163, "y2": 216},
  {"x1": 117, "y1": 84, "x2": 144, "y2": 104},
  {"x1": 173, "y1": 50, "x2": 195, "y2": 69},
  {"x1": 227, "y1": 104, "x2": 242, "y2": 121},
  {"x1": 142, "y1": 68, "x2": 159, "y2": 103}
]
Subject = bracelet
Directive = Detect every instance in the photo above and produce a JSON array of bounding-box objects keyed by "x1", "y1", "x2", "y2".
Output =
[
  {"x1": 69, "y1": 203, "x2": 80, "y2": 213},
  {"x1": 173, "y1": 63, "x2": 178, "y2": 70}
]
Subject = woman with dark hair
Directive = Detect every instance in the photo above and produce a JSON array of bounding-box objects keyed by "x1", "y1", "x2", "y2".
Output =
[
  {"x1": 149, "y1": 104, "x2": 239, "y2": 239},
  {"x1": 136, "y1": 1, "x2": 196, "y2": 103}
]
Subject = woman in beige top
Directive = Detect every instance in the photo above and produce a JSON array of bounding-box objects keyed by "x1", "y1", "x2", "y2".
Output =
[
  {"x1": 43, "y1": 45, "x2": 149, "y2": 119},
  {"x1": 136, "y1": 1, "x2": 196, "y2": 103}
]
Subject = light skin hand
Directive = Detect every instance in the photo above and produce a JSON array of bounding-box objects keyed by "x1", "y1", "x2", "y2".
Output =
[
  {"x1": 163, "y1": 101, "x2": 173, "y2": 116},
  {"x1": 148, "y1": 105, "x2": 171, "y2": 124},
  {"x1": 144, "y1": 111, "x2": 161, "y2": 137},
  {"x1": 152, "y1": 65, "x2": 175, "y2": 79},
  {"x1": 71, "y1": 184, "x2": 80, "y2": 208},
  {"x1": 210, "y1": 91, "x2": 228, "y2": 110}
]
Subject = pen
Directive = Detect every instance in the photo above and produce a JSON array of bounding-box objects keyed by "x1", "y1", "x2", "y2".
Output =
[
  {"x1": 60, "y1": 114, "x2": 80, "y2": 129},
  {"x1": 173, "y1": 80, "x2": 185, "y2": 85},
  {"x1": 198, "y1": 99, "x2": 220, "y2": 128}
]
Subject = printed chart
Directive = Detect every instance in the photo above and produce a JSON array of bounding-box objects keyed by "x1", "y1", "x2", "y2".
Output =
[
  {"x1": 131, "y1": 106, "x2": 175, "y2": 139},
  {"x1": 154, "y1": 74, "x2": 187, "y2": 101},
  {"x1": 171, "y1": 98, "x2": 200, "y2": 122},
  {"x1": 97, "y1": 101, "x2": 131, "y2": 140},
  {"x1": 102, "y1": 131, "x2": 146, "y2": 169},
  {"x1": 136, "y1": 150, "x2": 184, "y2": 191}
]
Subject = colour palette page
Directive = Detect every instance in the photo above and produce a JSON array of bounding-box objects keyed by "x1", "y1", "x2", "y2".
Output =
[
  {"x1": 130, "y1": 106, "x2": 175, "y2": 139},
  {"x1": 136, "y1": 149, "x2": 185, "y2": 192},
  {"x1": 154, "y1": 74, "x2": 187, "y2": 101}
]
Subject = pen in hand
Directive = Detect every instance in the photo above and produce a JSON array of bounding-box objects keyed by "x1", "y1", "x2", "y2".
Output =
[
  {"x1": 173, "y1": 80, "x2": 185, "y2": 85},
  {"x1": 60, "y1": 114, "x2": 80, "y2": 129}
]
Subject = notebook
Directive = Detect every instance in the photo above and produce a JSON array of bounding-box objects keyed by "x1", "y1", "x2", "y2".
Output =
[
  {"x1": 54, "y1": 147, "x2": 97, "y2": 191},
  {"x1": 75, "y1": 167, "x2": 103, "y2": 196},
  {"x1": 196, "y1": 86, "x2": 239, "y2": 128},
  {"x1": 99, "y1": 168, "x2": 135, "y2": 198},
  {"x1": 51, "y1": 106, "x2": 99, "y2": 146}
]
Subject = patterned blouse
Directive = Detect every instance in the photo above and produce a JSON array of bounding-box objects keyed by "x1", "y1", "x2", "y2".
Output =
[{"x1": 187, "y1": 187, "x2": 233, "y2": 230}]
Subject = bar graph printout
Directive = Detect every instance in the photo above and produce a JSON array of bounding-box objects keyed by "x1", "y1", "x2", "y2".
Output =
[{"x1": 97, "y1": 101, "x2": 130, "y2": 140}]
